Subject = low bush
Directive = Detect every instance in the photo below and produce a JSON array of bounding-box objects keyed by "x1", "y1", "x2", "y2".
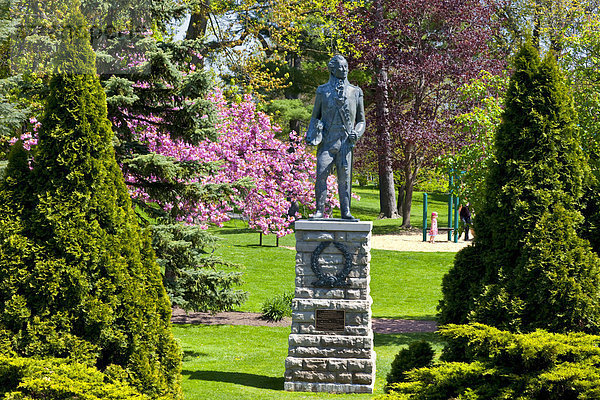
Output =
[
  {"x1": 0, "y1": 356, "x2": 162, "y2": 399},
  {"x1": 385, "y1": 341, "x2": 434, "y2": 392},
  {"x1": 381, "y1": 324, "x2": 600, "y2": 399},
  {"x1": 260, "y1": 291, "x2": 293, "y2": 322}
]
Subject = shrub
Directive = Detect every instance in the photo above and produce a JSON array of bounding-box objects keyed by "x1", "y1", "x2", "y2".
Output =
[
  {"x1": 438, "y1": 43, "x2": 600, "y2": 333},
  {"x1": 385, "y1": 341, "x2": 434, "y2": 392},
  {"x1": 0, "y1": 356, "x2": 158, "y2": 399},
  {"x1": 381, "y1": 324, "x2": 600, "y2": 400},
  {"x1": 260, "y1": 291, "x2": 293, "y2": 322},
  {"x1": 0, "y1": 8, "x2": 181, "y2": 399}
]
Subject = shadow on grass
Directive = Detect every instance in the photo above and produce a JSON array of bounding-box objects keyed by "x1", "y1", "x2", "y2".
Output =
[
  {"x1": 214, "y1": 228, "x2": 255, "y2": 235},
  {"x1": 182, "y1": 370, "x2": 284, "y2": 390},
  {"x1": 427, "y1": 192, "x2": 451, "y2": 203},
  {"x1": 374, "y1": 332, "x2": 445, "y2": 347},
  {"x1": 374, "y1": 314, "x2": 438, "y2": 321},
  {"x1": 372, "y1": 225, "x2": 414, "y2": 235},
  {"x1": 182, "y1": 350, "x2": 209, "y2": 361}
]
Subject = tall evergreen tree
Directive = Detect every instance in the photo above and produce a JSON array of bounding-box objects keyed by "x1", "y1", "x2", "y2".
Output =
[
  {"x1": 438, "y1": 43, "x2": 600, "y2": 334},
  {"x1": 0, "y1": 8, "x2": 182, "y2": 398},
  {"x1": 1, "y1": 0, "x2": 248, "y2": 313},
  {"x1": 100, "y1": 23, "x2": 249, "y2": 314}
]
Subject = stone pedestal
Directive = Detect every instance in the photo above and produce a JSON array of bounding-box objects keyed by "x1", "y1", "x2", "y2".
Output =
[{"x1": 284, "y1": 220, "x2": 375, "y2": 394}]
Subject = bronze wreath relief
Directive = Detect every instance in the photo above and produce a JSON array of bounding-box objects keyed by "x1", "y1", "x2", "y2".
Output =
[{"x1": 310, "y1": 241, "x2": 353, "y2": 288}]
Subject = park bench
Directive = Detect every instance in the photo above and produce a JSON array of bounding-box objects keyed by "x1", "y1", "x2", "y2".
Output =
[{"x1": 439, "y1": 226, "x2": 455, "y2": 241}]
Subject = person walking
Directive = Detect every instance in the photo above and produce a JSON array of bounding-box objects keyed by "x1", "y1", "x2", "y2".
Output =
[{"x1": 459, "y1": 202, "x2": 472, "y2": 241}]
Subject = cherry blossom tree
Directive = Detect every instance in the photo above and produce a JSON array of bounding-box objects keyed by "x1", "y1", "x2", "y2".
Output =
[{"x1": 131, "y1": 89, "x2": 341, "y2": 237}]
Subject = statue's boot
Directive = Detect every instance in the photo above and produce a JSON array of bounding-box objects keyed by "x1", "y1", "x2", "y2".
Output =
[
  {"x1": 340, "y1": 198, "x2": 357, "y2": 221},
  {"x1": 312, "y1": 209, "x2": 325, "y2": 219},
  {"x1": 341, "y1": 212, "x2": 356, "y2": 220}
]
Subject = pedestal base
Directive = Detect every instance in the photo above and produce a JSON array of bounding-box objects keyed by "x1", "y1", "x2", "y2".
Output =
[{"x1": 285, "y1": 220, "x2": 375, "y2": 393}]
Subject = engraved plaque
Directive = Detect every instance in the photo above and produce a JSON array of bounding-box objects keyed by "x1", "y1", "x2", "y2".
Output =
[{"x1": 315, "y1": 309, "x2": 345, "y2": 332}]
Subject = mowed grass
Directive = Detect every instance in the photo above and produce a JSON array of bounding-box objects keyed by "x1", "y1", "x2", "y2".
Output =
[
  {"x1": 177, "y1": 186, "x2": 457, "y2": 399},
  {"x1": 213, "y1": 229, "x2": 454, "y2": 320},
  {"x1": 174, "y1": 324, "x2": 445, "y2": 400}
]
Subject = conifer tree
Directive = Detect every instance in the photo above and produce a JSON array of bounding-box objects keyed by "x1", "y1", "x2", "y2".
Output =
[
  {"x1": 3, "y1": 0, "x2": 249, "y2": 313},
  {"x1": 101, "y1": 29, "x2": 249, "y2": 314},
  {"x1": 0, "y1": 8, "x2": 182, "y2": 399},
  {"x1": 439, "y1": 43, "x2": 600, "y2": 333}
]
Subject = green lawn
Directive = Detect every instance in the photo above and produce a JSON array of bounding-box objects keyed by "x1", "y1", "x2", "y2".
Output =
[
  {"x1": 178, "y1": 186, "x2": 457, "y2": 399},
  {"x1": 211, "y1": 186, "x2": 455, "y2": 316},
  {"x1": 213, "y1": 228, "x2": 454, "y2": 319},
  {"x1": 174, "y1": 325, "x2": 445, "y2": 400}
]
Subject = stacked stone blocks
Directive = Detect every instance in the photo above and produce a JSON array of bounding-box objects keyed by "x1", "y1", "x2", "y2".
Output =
[{"x1": 285, "y1": 220, "x2": 375, "y2": 393}]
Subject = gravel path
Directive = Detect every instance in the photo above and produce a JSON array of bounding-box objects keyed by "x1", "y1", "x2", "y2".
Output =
[{"x1": 371, "y1": 230, "x2": 471, "y2": 252}]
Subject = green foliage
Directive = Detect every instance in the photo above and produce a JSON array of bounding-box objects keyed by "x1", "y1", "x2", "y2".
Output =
[
  {"x1": 385, "y1": 341, "x2": 434, "y2": 392},
  {"x1": 437, "y1": 246, "x2": 484, "y2": 326},
  {"x1": 263, "y1": 99, "x2": 311, "y2": 136},
  {"x1": 580, "y1": 183, "x2": 600, "y2": 254},
  {"x1": 0, "y1": 76, "x2": 29, "y2": 141},
  {"x1": 412, "y1": 169, "x2": 449, "y2": 194},
  {"x1": 439, "y1": 43, "x2": 600, "y2": 333},
  {"x1": 382, "y1": 324, "x2": 600, "y2": 400},
  {"x1": 0, "y1": 8, "x2": 181, "y2": 399},
  {"x1": 0, "y1": 355, "x2": 159, "y2": 399},
  {"x1": 260, "y1": 291, "x2": 293, "y2": 322},
  {"x1": 152, "y1": 223, "x2": 248, "y2": 312},
  {"x1": 442, "y1": 70, "x2": 508, "y2": 212}
]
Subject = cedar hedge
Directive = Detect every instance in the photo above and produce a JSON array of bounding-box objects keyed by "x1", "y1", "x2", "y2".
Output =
[
  {"x1": 438, "y1": 43, "x2": 600, "y2": 334},
  {"x1": 381, "y1": 324, "x2": 600, "y2": 400},
  {"x1": 0, "y1": 356, "x2": 159, "y2": 400},
  {"x1": 0, "y1": 7, "x2": 181, "y2": 399}
]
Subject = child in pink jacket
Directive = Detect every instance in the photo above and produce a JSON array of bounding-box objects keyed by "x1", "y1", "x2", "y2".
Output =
[{"x1": 429, "y1": 212, "x2": 438, "y2": 243}]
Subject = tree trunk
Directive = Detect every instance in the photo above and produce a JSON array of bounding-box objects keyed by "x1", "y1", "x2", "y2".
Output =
[
  {"x1": 285, "y1": 53, "x2": 301, "y2": 100},
  {"x1": 0, "y1": 2, "x2": 9, "y2": 78},
  {"x1": 374, "y1": 0, "x2": 398, "y2": 219},
  {"x1": 401, "y1": 173, "x2": 415, "y2": 227},
  {"x1": 286, "y1": 53, "x2": 303, "y2": 133},
  {"x1": 185, "y1": 2, "x2": 210, "y2": 66},
  {"x1": 399, "y1": 145, "x2": 420, "y2": 227},
  {"x1": 397, "y1": 183, "x2": 405, "y2": 216}
]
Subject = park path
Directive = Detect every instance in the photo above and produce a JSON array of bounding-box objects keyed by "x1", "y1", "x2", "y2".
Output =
[
  {"x1": 371, "y1": 231, "x2": 471, "y2": 252},
  {"x1": 171, "y1": 308, "x2": 437, "y2": 334}
]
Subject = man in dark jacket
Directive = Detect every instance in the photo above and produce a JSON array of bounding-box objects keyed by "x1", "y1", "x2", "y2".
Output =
[
  {"x1": 459, "y1": 202, "x2": 472, "y2": 241},
  {"x1": 306, "y1": 55, "x2": 366, "y2": 220}
]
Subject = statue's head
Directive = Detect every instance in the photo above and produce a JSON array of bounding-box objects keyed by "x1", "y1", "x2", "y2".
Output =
[{"x1": 328, "y1": 55, "x2": 348, "y2": 80}]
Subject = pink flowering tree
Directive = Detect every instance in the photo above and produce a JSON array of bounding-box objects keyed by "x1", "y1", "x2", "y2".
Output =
[
  {"x1": 131, "y1": 89, "x2": 342, "y2": 237},
  {"x1": 13, "y1": 92, "x2": 347, "y2": 238}
]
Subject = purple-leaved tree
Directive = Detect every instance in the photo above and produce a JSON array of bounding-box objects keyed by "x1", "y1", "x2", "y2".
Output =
[{"x1": 338, "y1": 0, "x2": 502, "y2": 225}]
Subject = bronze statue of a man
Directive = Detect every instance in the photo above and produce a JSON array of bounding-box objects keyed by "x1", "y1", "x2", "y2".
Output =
[{"x1": 306, "y1": 55, "x2": 366, "y2": 220}]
